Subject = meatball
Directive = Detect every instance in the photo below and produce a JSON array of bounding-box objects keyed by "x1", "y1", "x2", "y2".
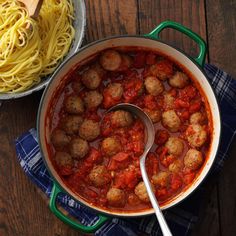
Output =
[
  {"x1": 144, "y1": 76, "x2": 164, "y2": 96},
  {"x1": 105, "y1": 83, "x2": 123, "y2": 99},
  {"x1": 51, "y1": 129, "x2": 70, "y2": 148},
  {"x1": 64, "y1": 95, "x2": 84, "y2": 114},
  {"x1": 117, "y1": 54, "x2": 133, "y2": 71},
  {"x1": 169, "y1": 71, "x2": 189, "y2": 89},
  {"x1": 89, "y1": 165, "x2": 111, "y2": 187},
  {"x1": 61, "y1": 115, "x2": 83, "y2": 135},
  {"x1": 135, "y1": 181, "x2": 154, "y2": 203},
  {"x1": 163, "y1": 92, "x2": 175, "y2": 109},
  {"x1": 162, "y1": 110, "x2": 181, "y2": 132},
  {"x1": 184, "y1": 149, "x2": 203, "y2": 171},
  {"x1": 107, "y1": 188, "x2": 125, "y2": 207},
  {"x1": 190, "y1": 112, "x2": 204, "y2": 124},
  {"x1": 101, "y1": 137, "x2": 121, "y2": 156},
  {"x1": 54, "y1": 152, "x2": 73, "y2": 175},
  {"x1": 79, "y1": 119, "x2": 100, "y2": 141},
  {"x1": 152, "y1": 172, "x2": 170, "y2": 187},
  {"x1": 84, "y1": 90, "x2": 103, "y2": 110},
  {"x1": 143, "y1": 108, "x2": 161, "y2": 123},
  {"x1": 99, "y1": 49, "x2": 122, "y2": 71},
  {"x1": 149, "y1": 60, "x2": 173, "y2": 80},
  {"x1": 185, "y1": 124, "x2": 207, "y2": 147},
  {"x1": 169, "y1": 159, "x2": 184, "y2": 173},
  {"x1": 165, "y1": 137, "x2": 184, "y2": 156},
  {"x1": 81, "y1": 67, "x2": 102, "y2": 90},
  {"x1": 72, "y1": 79, "x2": 83, "y2": 93},
  {"x1": 111, "y1": 110, "x2": 133, "y2": 127},
  {"x1": 69, "y1": 138, "x2": 89, "y2": 159}
]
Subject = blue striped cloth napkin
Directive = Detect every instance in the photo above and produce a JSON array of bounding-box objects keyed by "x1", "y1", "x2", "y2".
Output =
[{"x1": 15, "y1": 64, "x2": 236, "y2": 236}]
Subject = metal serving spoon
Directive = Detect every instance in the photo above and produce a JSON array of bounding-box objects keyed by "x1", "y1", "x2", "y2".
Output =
[{"x1": 108, "y1": 103, "x2": 172, "y2": 236}]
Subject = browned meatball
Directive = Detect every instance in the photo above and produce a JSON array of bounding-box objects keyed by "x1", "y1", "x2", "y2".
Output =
[
  {"x1": 134, "y1": 181, "x2": 154, "y2": 203},
  {"x1": 54, "y1": 152, "x2": 73, "y2": 175},
  {"x1": 61, "y1": 115, "x2": 83, "y2": 135},
  {"x1": 184, "y1": 149, "x2": 203, "y2": 171},
  {"x1": 69, "y1": 138, "x2": 89, "y2": 159},
  {"x1": 185, "y1": 124, "x2": 207, "y2": 147},
  {"x1": 165, "y1": 137, "x2": 184, "y2": 156},
  {"x1": 107, "y1": 188, "x2": 125, "y2": 207},
  {"x1": 149, "y1": 60, "x2": 173, "y2": 81},
  {"x1": 79, "y1": 119, "x2": 100, "y2": 141},
  {"x1": 117, "y1": 54, "x2": 133, "y2": 71},
  {"x1": 190, "y1": 112, "x2": 204, "y2": 125},
  {"x1": 169, "y1": 71, "x2": 189, "y2": 89},
  {"x1": 84, "y1": 90, "x2": 103, "y2": 110},
  {"x1": 99, "y1": 49, "x2": 122, "y2": 71},
  {"x1": 144, "y1": 76, "x2": 164, "y2": 96},
  {"x1": 143, "y1": 108, "x2": 161, "y2": 123},
  {"x1": 162, "y1": 110, "x2": 181, "y2": 132},
  {"x1": 51, "y1": 129, "x2": 70, "y2": 148},
  {"x1": 101, "y1": 137, "x2": 121, "y2": 156},
  {"x1": 64, "y1": 95, "x2": 84, "y2": 114},
  {"x1": 152, "y1": 172, "x2": 170, "y2": 188},
  {"x1": 168, "y1": 159, "x2": 184, "y2": 173},
  {"x1": 105, "y1": 83, "x2": 123, "y2": 99},
  {"x1": 163, "y1": 92, "x2": 175, "y2": 109},
  {"x1": 89, "y1": 165, "x2": 111, "y2": 187},
  {"x1": 81, "y1": 67, "x2": 102, "y2": 90},
  {"x1": 111, "y1": 110, "x2": 133, "y2": 128}
]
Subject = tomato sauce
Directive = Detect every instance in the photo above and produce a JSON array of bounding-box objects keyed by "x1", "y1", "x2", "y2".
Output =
[{"x1": 47, "y1": 47, "x2": 212, "y2": 213}]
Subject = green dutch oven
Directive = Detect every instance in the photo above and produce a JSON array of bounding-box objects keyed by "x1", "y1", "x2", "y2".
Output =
[{"x1": 37, "y1": 21, "x2": 221, "y2": 233}]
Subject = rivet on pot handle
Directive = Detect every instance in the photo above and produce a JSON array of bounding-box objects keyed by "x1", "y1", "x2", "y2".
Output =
[
  {"x1": 145, "y1": 20, "x2": 207, "y2": 67},
  {"x1": 49, "y1": 183, "x2": 109, "y2": 233}
]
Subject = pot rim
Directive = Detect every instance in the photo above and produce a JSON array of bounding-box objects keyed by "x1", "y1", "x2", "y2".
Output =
[{"x1": 37, "y1": 34, "x2": 221, "y2": 217}]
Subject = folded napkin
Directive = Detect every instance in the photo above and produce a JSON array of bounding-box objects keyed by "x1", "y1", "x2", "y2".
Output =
[{"x1": 15, "y1": 64, "x2": 236, "y2": 236}]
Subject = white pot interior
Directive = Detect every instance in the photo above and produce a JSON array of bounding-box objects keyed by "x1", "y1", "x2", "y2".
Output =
[{"x1": 38, "y1": 36, "x2": 221, "y2": 217}]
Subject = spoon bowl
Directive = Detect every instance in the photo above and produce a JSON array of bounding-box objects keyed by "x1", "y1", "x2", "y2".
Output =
[{"x1": 107, "y1": 103, "x2": 172, "y2": 236}]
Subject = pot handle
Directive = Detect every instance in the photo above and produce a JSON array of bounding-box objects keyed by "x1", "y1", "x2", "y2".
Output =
[
  {"x1": 49, "y1": 183, "x2": 109, "y2": 233},
  {"x1": 145, "y1": 20, "x2": 207, "y2": 67}
]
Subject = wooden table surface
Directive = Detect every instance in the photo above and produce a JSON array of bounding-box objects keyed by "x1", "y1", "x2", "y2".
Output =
[{"x1": 1, "y1": 1, "x2": 236, "y2": 235}]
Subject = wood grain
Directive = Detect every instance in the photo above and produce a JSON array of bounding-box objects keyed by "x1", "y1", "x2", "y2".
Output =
[
  {"x1": 138, "y1": 0, "x2": 207, "y2": 59},
  {"x1": 206, "y1": 1, "x2": 236, "y2": 235},
  {"x1": 206, "y1": 0, "x2": 236, "y2": 78},
  {"x1": 84, "y1": 0, "x2": 138, "y2": 43}
]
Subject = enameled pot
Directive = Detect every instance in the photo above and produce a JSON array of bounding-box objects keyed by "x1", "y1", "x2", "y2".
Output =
[{"x1": 37, "y1": 21, "x2": 221, "y2": 233}]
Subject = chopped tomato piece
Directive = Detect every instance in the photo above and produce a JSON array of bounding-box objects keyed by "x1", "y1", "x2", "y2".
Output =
[
  {"x1": 133, "y1": 52, "x2": 146, "y2": 68},
  {"x1": 146, "y1": 53, "x2": 156, "y2": 65},
  {"x1": 170, "y1": 174, "x2": 183, "y2": 191},
  {"x1": 179, "y1": 85, "x2": 197, "y2": 100},
  {"x1": 144, "y1": 95, "x2": 158, "y2": 109},
  {"x1": 112, "y1": 152, "x2": 130, "y2": 162},
  {"x1": 156, "y1": 188, "x2": 168, "y2": 200},
  {"x1": 174, "y1": 99, "x2": 190, "y2": 109},
  {"x1": 178, "y1": 110, "x2": 190, "y2": 121},
  {"x1": 86, "y1": 148, "x2": 102, "y2": 164},
  {"x1": 83, "y1": 188, "x2": 98, "y2": 198},
  {"x1": 155, "y1": 130, "x2": 170, "y2": 146},
  {"x1": 156, "y1": 60, "x2": 173, "y2": 78},
  {"x1": 146, "y1": 152, "x2": 159, "y2": 176},
  {"x1": 183, "y1": 172, "x2": 196, "y2": 185},
  {"x1": 189, "y1": 101, "x2": 202, "y2": 113},
  {"x1": 59, "y1": 166, "x2": 73, "y2": 176}
]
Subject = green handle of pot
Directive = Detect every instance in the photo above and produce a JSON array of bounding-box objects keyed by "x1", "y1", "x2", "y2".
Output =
[
  {"x1": 145, "y1": 20, "x2": 207, "y2": 67},
  {"x1": 49, "y1": 183, "x2": 109, "y2": 233}
]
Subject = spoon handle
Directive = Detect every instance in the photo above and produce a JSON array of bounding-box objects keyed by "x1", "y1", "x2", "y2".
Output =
[{"x1": 140, "y1": 158, "x2": 173, "y2": 236}]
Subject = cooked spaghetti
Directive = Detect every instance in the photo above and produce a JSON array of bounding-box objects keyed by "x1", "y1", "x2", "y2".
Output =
[{"x1": 0, "y1": 0, "x2": 75, "y2": 93}]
